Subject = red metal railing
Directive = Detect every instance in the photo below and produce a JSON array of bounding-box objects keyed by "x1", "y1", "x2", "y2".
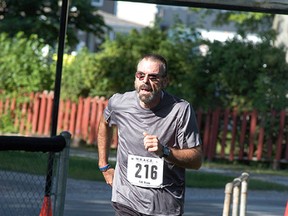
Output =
[{"x1": 0, "y1": 91, "x2": 287, "y2": 164}]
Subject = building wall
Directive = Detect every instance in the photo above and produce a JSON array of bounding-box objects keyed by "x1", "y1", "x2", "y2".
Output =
[
  {"x1": 100, "y1": 0, "x2": 116, "y2": 14},
  {"x1": 273, "y1": 14, "x2": 288, "y2": 62},
  {"x1": 76, "y1": 1, "x2": 145, "y2": 52},
  {"x1": 157, "y1": 6, "x2": 236, "y2": 32}
]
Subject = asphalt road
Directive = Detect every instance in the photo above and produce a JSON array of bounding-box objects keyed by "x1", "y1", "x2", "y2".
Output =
[
  {"x1": 0, "y1": 170, "x2": 286, "y2": 215},
  {"x1": 66, "y1": 149, "x2": 288, "y2": 216},
  {"x1": 64, "y1": 178, "x2": 288, "y2": 216},
  {"x1": 1, "y1": 148, "x2": 287, "y2": 215}
]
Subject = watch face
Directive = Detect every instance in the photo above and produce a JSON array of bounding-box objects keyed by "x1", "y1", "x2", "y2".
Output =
[{"x1": 163, "y1": 147, "x2": 170, "y2": 157}]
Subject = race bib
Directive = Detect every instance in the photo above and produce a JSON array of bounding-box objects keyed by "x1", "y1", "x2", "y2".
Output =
[{"x1": 127, "y1": 155, "x2": 164, "y2": 188}]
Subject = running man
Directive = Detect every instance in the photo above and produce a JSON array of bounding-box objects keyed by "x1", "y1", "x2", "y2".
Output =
[{"x1": 97, "y1": 53, "x2": 202, "y2": 216}]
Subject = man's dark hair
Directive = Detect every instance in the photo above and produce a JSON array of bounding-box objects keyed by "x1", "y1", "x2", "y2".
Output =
[{"x1": 139, "y1": 53, "x2": 168, "y2": 76}]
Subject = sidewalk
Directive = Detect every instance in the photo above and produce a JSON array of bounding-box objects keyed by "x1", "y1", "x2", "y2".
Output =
[{"x1": 64, "y1": 178, "x2": 288, "y2": 216}]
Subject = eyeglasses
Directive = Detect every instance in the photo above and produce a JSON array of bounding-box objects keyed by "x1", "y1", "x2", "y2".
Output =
[{"x1": 135, "y1": 71, "x2": 163, "y2": 82}]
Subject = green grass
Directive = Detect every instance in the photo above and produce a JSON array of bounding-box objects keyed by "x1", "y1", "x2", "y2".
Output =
[
  {"x1": 0, "y1": 151, "x2": 287, "y2": 191},
  {"x1": 68, "y1": 156, "x2": 288, "y2": 191},
  {"x1": 203, "y1": 159, "x2": 288, "y2": 176},
  {"x1": 0, "y1": 151, "x2": 48, "y2": 175},
  {"x1": 185, "y1": 171, "x2": 287, "y2": 191},
  {"x1": 68, "y1": 156, "x2": 104, "y2": 181}
]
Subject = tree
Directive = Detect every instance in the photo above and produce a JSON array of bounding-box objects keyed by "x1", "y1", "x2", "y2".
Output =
[
  {"x1": 60, "y1": 48, "x2": 97, "y2": 101},
  {"x1": 197, "y1": 37, "x2": 288, "y2": 112},
  {"x1": 0, "y1": 0, "x2": 109, "y2": 47},
  {"x1": 190, "y1": 8, "x2": 275, "y2": 36},
  {"x1": 59, "y1": 23, "x2": 204, "y2": 101},
  {"x1": 213, "y1": 10, "x2": 274, "y2": 33},
  {"x1": 2, "y1": 18, "x2": 286, "y2": 114},
  {"x1": 87, "y1": 23, "x2": 204, "y2": 100},
  {"x1": 89, "y1": 26, "x2": 168, "y2": 97},
  {"x1": 87, "y1": 22, "x2": 288, "y2": 112},
  {"x1": 0, "y1": 32, "x2": 54, "y2": 98}
]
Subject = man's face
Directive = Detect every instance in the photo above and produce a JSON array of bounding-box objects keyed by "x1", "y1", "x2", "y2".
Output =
[{"x1": 134, "y1": 59, "x2": 167, "y2": 108}]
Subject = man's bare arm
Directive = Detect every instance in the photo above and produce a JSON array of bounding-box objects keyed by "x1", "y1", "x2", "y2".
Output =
[
  {"x1": 143, "y1": 133, "x2": 203, "y2": 170},
  {"x1": 97, "y1": 116, "x2": 115, "y2": 186},
  {"x1": 167, "y1": 146, "x2": 202, "y2": 170},
  {"x1": 97, "y1": 116, "x2": 113, "y2": 167}
]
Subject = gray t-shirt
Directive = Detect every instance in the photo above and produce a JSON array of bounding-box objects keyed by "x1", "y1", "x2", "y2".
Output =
[{"x1": 104, "y1": 90, "x2": 201, "y2": 216}]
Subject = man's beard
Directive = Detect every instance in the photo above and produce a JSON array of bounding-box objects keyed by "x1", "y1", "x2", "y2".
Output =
[
  {"x1": 139, "y1": 92, "x2": 154, "y2": 104},
  {"x1": 135, "y1": 83, "x2": 161, "y2": 104}
]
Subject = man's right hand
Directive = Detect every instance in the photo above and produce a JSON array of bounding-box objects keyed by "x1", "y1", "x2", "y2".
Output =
[{"x1": 102, "y1": 168, "x2": 115, "y2": 187}]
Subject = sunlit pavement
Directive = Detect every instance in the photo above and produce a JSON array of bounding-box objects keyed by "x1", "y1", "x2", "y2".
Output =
[{"x1": 64, "y1": 179, "x2": 287, "y2": 216}]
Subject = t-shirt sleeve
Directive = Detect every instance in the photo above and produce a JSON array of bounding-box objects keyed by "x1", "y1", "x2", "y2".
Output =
[
  {"x1": 103, "y1": 94, "x2": 117, "y2": 127},
  {"x1": 177, "y1": 103, "x2": 202, "y2": 149}
]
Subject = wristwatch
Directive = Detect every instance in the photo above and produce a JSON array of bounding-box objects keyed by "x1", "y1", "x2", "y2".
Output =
[
  {"x1": 162, "y1": 146, "x2": 171, "y2": 158},
  {"x1": 99, "y1": 164, "x2": 111, "y2": 172}
]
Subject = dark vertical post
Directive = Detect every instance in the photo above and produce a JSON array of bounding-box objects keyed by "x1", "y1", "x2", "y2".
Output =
[
  {"x1": 51, "y1": 0, "x2": 69, "y2": 137},
  {"x1": 45, "y1": 0, "x2": 70, "y2": 197}
]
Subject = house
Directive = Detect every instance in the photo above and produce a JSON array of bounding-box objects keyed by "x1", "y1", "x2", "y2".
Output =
[
  {"x1": 115, "y1": 3, "x2": 261, "y2": 43},
  {"x1": 273, "y1": 14, "x2": 288, "y2": 62},
  {"x1": 156, "y1": 5, "x2": 263, "y2": 43},
  {"x1": 77, "y1": 0, "x2": 145, "y2": 52},
  {"x1": 79, "y1": 1, "x2": 265, "y2": 52}
]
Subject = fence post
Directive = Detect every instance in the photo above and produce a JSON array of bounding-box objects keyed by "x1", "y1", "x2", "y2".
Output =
[
  {"x1": 44, "y1": 92, "x2": 54, "y2": 136},
  {"x1": 274, "y1": 110, "x2": 286, "y2": 169},
  {"x1": 229, "y1": 109, "x2": 238, "y2": 161},
  {"x1": 232, "y1": 178, "x2": 240, "y2": 216},
  {"x1": 248, "y1": 110, "x2": 257, "y2": 160},
  {"x1": 203, "y1": 110, "x2": 211, "y2": 158},
  {"x1": 53, "y1": 131, "x2": 71, "y2": 216},
  {"x1": 239, "y1": 173, "x2": 249, "y2": 216},
  {"x1": 223, "y1": 182, "x2": 233, "y2": 216},
  {"x1": 222, "y1": 172, "x2": 249, "y2": 216},
  {"x1": 32, "y1": 93, "x2": 41, "y2": 134},
  {"x1": 220, "y1": 108, "x2": 229, "y2": 158}
]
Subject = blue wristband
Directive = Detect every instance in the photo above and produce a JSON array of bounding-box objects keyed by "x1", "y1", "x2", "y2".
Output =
[{"x1": 99, "y1": 164, "x2": 111, "y2": 172}]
